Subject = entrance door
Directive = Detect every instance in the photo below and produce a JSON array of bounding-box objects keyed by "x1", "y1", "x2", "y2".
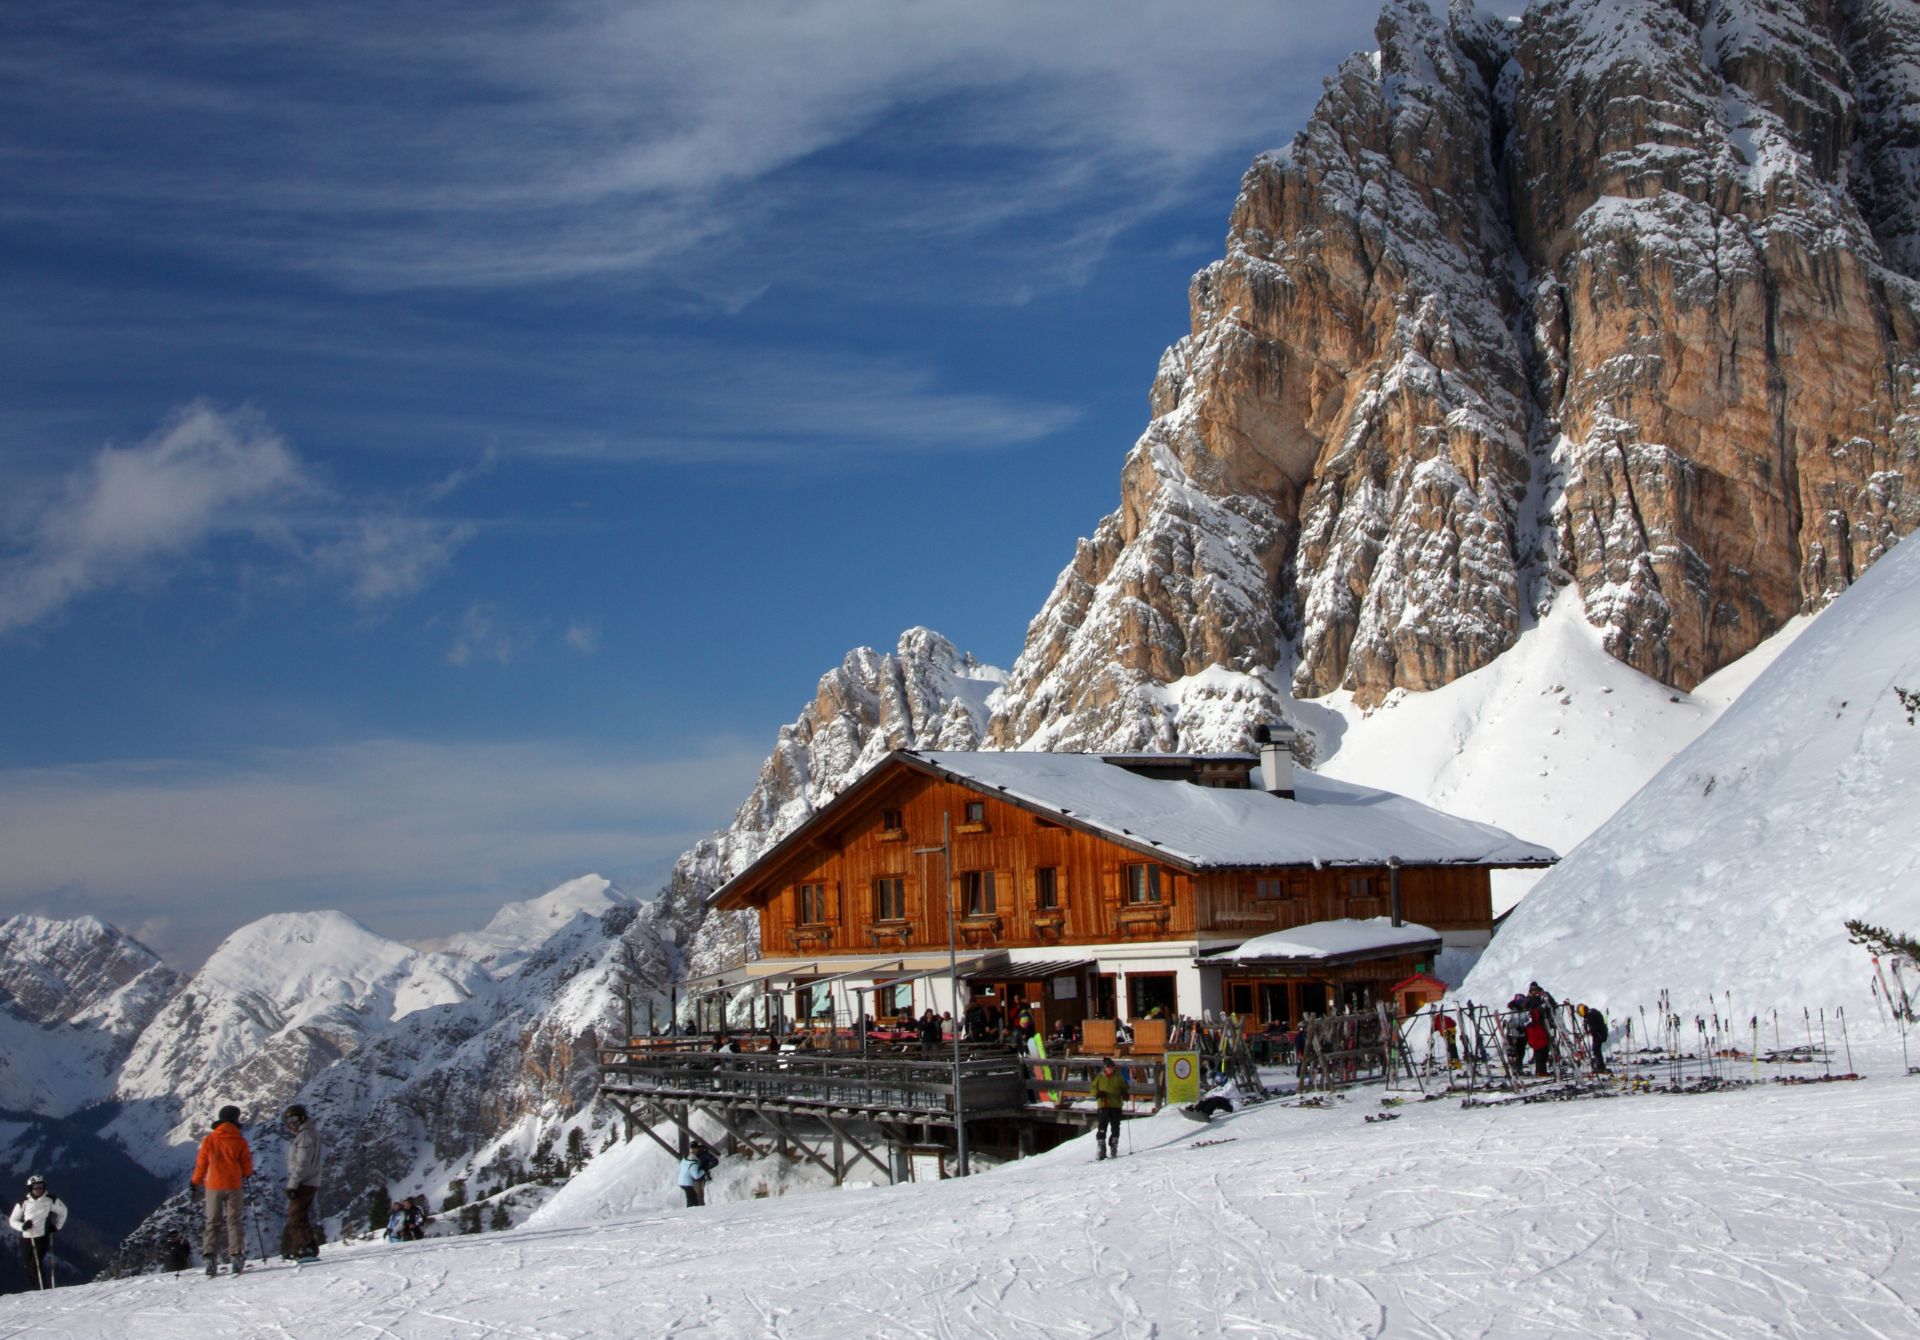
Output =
[
  {"x1": 1259, "y1": 983, "x2": 1291, "y2": 1030},
  {"x1": 1227, "y1": 981, "x2": 1256, "y2": 1022}
]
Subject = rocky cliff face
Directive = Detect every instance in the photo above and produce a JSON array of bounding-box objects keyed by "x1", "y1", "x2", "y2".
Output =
[
  {"x1": 990, "y1": 0, "x2": 1920, "y2": 750},
  {"x1": 683, "y1": 628, "x2": 1005, "y2": 979}
]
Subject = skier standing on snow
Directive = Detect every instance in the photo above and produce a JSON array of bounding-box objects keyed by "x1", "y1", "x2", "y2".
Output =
[
  {"x1": 1504, "y1": 995, "x2": 1531, "y2": 1076},
  {"x1": 677, "y1": 1139, "x2": 716, "y2": 1207},
  {"x1": 1524, "y1": 985, "x2": 1554, "y2": 1077},
  {"x1": 9, "y1": 1175, "x2": 66, "y2": 1289},
  {"x1": 1580, "y1": 1005, "x2": 1610, "y2": 1074},
  {"x1": 282, "y1": 1103, "x2": 323, "y2": 1261},
  {"x1": 1089, "y1": 1056, "x2": 1128, "y2": 1160},
  {"x1": 192, "y1": 1104, "x2": 254, "y2": 1276}
]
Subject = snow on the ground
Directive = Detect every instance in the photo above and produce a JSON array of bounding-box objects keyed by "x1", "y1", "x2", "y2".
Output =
[
  {"x1": 10, "y1": 1055, "x2": 1920, "y2": 1338},
  {"x1": 438, "y1": 874, "x2": 633, "y2": 979},
  {"x1": 1464, "y1": 535, "x2": 1920, "y2": 1026},
  {"x1": 1316, "y1": 588, "x2": 1809, "y2": 913}
]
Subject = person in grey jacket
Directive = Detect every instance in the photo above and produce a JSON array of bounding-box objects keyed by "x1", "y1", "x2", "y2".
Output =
[{"x1": 282, "y1": 1104, "x2": 323, "y2": 1261}]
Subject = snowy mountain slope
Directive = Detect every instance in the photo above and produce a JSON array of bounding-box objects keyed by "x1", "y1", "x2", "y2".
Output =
[
  {"x1": 436, "y1": 874, "x2": 633, "y2": 979},
  {"x1": 1316, "y1": 589, "x2": 1810, "y2": 913},
  {"x1": 1462, "y1": 534, "x2": 1920, "y2": 1022},
  {"x1": 21, "y1": 1060, "x2": 1920, "y2": 1337},
  {"x1": 0, "y1": 915, "x2": 177, "y2": 1116},
  {"x1": 108, "y1": 911, "x2": 488, "y2": 1161}
]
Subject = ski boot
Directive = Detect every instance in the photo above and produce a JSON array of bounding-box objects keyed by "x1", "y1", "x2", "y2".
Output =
[
  {"x1": 205, "y1": 1257, "x2": 218, "y2": 1279},
  {"x1": 231, "y1": 1255, "x2": 246, "y2": 1275}
]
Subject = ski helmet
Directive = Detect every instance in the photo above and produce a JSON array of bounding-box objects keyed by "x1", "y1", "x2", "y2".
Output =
[
  {"x1": 284, "y1": 1104, "x2": 308, "y2": 1122},
  {"x1": 24, "y1": 1175, "x2": 45, "y2": 1191}
]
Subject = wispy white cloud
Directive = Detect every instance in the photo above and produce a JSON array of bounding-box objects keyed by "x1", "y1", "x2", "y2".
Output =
[
  {"x1": 0, "y1": 401, "x2": 313, "y2": 634},
  {"x1": 315, "y1": 514, "x2": 479, "y2": 605},
  {"x1": 0, "y1": 734, "x2": 768, "y2": 967},
  {"x1": 564, "y1": 622, "x2": 600, "y2": 655},
  {"x1": 0, "y1": 2, "x2": 1381, "y2": 293},
  {"x1": 445, "y1": 601, "x2": 539, "y2": 668},
  {"x1": 0, "y1": 402, "x2": 478, "y2": 636}
]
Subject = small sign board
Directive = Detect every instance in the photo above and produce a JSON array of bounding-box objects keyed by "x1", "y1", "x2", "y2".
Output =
[{"x1": 1165, "y1": 1050, "x2": 1201, "y2": 1106}]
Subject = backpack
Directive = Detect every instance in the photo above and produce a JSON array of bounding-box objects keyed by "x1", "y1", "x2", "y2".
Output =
[{"x1": 695, "y1": 1145, "x2": 719, "y2": 1174}]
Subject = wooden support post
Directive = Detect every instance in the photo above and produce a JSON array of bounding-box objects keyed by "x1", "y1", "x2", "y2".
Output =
[{"x1": 819, "y1": 1114, "x2": 892, "y2": 1182}]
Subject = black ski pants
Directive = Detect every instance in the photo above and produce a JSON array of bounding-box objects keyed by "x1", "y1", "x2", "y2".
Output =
[
  {"x1": 19, "y1": 1233, "x2": 53, "y2": 1289},
  {"x1": 1096, "y1": 1107, "x2": 1122, "y2": 1149},
  {"x1": 681, "y1": 1182, "x2": 705, "y2": 1208}
]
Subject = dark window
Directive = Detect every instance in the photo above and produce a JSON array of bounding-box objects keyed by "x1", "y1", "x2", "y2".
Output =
[
  {"x1": 872, "y1": 877, "x2": 906, "y2": 921},
  {"x1": 964, "y1": 800, "x2": 986, "y2": 825},
  {"x1": 1126, "y1": 973, "x2": 1177, "y2": 1018},
  {"x1": 962, "y1": 870, "x2": 997, "y2": 915},
  {"x1": 1034, "y1": 867, "x2": 1059, "y2": 911},
  {"x1": 881, "y1": 808, "x2": 904, "y2": 833},
  {"x1": 799, "y1": 883, "x2": 827, "y2": 924},
  {"x1": 1124, "y1": 863, "x2": 1163, "y2": 904},
  {"x1": 1253, "y1": 876, "x2": 1288, "y2": 900}
]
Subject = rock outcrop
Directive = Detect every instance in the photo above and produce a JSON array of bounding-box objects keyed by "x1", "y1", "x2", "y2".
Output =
[
  {"x1": 683, "y1": 627, "x2": 1006, "y2": 980},
  {"x1": 990, "y1": 0, "x2": 1920, "y2": 750}
]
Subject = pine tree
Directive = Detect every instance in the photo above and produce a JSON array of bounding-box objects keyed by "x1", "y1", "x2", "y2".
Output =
[
  {"x1": 368, "y1": 1186, "x2": 392, "y2": 1236},
  {"x1": 488, "y1": 1201, "x2": 511, "y2": 1232},
  {"x1": 1845, "y1": 919, "x2": 1920, "y2": 962},
  {"x1": 458, "y1": 1204, "x2": 481, "y2": 1235},
  {"x1": 566, "y1": 1127, "x2": 588, "y2": 1174},
  {"x1": 443, "y1": 1177, "x2": 468, "y2": 1213}
]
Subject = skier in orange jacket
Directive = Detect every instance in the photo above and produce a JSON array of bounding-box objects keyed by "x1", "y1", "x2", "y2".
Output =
[{"x1": 191, "y1": 1105, "x2": 254, "y2": 1276}]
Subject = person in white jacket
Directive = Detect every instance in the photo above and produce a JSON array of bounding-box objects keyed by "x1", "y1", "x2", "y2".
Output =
[
  {"x1": 282, "y1": 1104, "x2": 324, "y2": 1261},
  {"x1": 9, "y1": 1175, "x2": 66, "y2": 1289}
]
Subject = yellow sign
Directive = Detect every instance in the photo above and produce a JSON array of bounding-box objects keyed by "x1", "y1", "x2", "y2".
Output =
[{"x1": 1165, "y1": 1050, "x2": 1201, "y2": 1106}]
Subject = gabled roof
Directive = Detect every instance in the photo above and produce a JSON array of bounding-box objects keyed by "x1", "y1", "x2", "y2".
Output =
[
  {"x1": 906, "y1": 751, "x2": 1556, "y2": 871},
  {"x1": 710, "y1": 749, "x2": 1556, "y2": 909}
]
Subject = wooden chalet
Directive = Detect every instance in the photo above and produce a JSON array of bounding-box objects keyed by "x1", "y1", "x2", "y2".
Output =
[{"x1": 704, "y1": 741, "x2": 1555, "y2": 1039}]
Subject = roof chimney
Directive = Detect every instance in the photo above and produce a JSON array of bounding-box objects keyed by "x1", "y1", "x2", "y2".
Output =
[{"x1": 1253, "y1": 722, "x2": 1298, "y2": 800}]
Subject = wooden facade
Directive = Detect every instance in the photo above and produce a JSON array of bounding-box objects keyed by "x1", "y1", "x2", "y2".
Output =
[{"x1": 711, "y1": 754, "x2": 1520, "y2": 1030}]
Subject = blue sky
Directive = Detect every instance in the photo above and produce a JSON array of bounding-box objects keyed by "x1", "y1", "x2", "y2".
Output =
[{"x1": 0, "y1": 1, "x2": 1431, "y2": 965}]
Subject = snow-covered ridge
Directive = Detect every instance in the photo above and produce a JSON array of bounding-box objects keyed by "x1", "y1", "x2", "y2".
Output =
[{"x1": 1463, "y1": 534, "x2": 1920, "y2": 1022}]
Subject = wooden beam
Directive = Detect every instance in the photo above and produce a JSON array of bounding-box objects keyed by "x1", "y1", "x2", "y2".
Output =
[
  {"x1": 747, "y1": 1106, "x2": 840, "y2": 1182},
  {"x1": 697, "y1": 1104, "x2": 771, "y2": 1160},
  {"x1": 819, "y1": 1113, "x2": 892, "y2": 1182}
]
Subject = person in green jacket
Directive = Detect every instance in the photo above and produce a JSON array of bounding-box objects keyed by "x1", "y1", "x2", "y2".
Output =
[{"x1": 1089, "y1": 1057, "x2": 1128, "y2": 1160}]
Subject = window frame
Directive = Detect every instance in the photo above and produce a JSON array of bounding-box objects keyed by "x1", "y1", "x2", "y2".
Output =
[
  {"x1": 798, "y1": 882, "x2": 827, "y2": 925},
  {"x1": 1123, "y1": 863, "x2": 1163, "y2": 905},
  {"x1": 872, "y1": 875, "x2": 907, "y2": 922},
  {"x1": 961, "y1": 869, "x2": 997, "y2": 916}
]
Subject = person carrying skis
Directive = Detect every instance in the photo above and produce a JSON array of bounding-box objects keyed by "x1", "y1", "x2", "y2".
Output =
[
  {"x1": 676, "y1": 1138, "x2": 716, "y2": 1207},
  {"x1": 1579, "y1": 1004, "x2": 1610, "y2": 1073},
  {"x1": 282, "y1": 1103, "x2": 323, "y2": 1261},
  {"x1": 191, "y1": 1104, "x2": 254, "y2": 1276},
  {"x1": 9, "y1": 1175, "x2": 66, "y2": 1289},
  {"x1": 1089, "y1": 1056, "x2": 1128, "y2": 1160}
]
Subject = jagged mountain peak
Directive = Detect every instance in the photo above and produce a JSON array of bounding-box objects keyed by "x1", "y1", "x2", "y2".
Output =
[
  {"x1": 441, "y1": 874, "x2": 635, "y2": 978},
  {"x1": 987, "y1": 0, "x2": 1920, "y2": 756}
]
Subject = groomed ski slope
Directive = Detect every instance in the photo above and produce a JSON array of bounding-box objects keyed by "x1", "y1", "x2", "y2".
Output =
[{"x1": 7, "y1": 1062, "x2": 1918, "y2": 1338}]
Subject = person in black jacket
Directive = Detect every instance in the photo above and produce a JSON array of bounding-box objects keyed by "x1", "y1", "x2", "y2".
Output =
[{"x1": 1579, "y1": 1004, "x2": 1611, "y2": 1073}]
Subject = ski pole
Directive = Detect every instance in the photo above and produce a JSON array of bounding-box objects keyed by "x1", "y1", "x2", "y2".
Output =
[
  {"x1": 1839, "y1": 1006, "x2": 1853, "y2": 1075},
  {"x1": 1751, "y1": 1017, "x2": 1758, "y2": 1083},
  {"x1": 248, "y1": 1194, "x2": 269, "y2": 1261},
  {"x1": 1819, "y1": 1009, "x2": 1830, "y2": 1078}
]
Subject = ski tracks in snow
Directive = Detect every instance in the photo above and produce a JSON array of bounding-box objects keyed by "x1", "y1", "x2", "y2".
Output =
[{"x1": 3, "y1": 1077, "x2": 1920, "y2": 1337}]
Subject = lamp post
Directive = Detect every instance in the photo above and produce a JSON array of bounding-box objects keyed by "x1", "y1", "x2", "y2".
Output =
[{"x1": 915, "y1": 811, "x2": 967, "y2": 1176}]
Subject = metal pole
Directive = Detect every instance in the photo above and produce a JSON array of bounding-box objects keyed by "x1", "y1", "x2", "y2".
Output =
[{"x1": 916, "y1": 814, "x2": 965, "y2": 1176}]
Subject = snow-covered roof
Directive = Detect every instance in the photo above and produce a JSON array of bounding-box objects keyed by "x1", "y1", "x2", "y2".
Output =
[
  {"x1": 1206, "y1": 918, "x2": 1442, "y2": 966},
  {"x1": 907, "y1": 751, "x2": 1556, "y2": 870}
]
